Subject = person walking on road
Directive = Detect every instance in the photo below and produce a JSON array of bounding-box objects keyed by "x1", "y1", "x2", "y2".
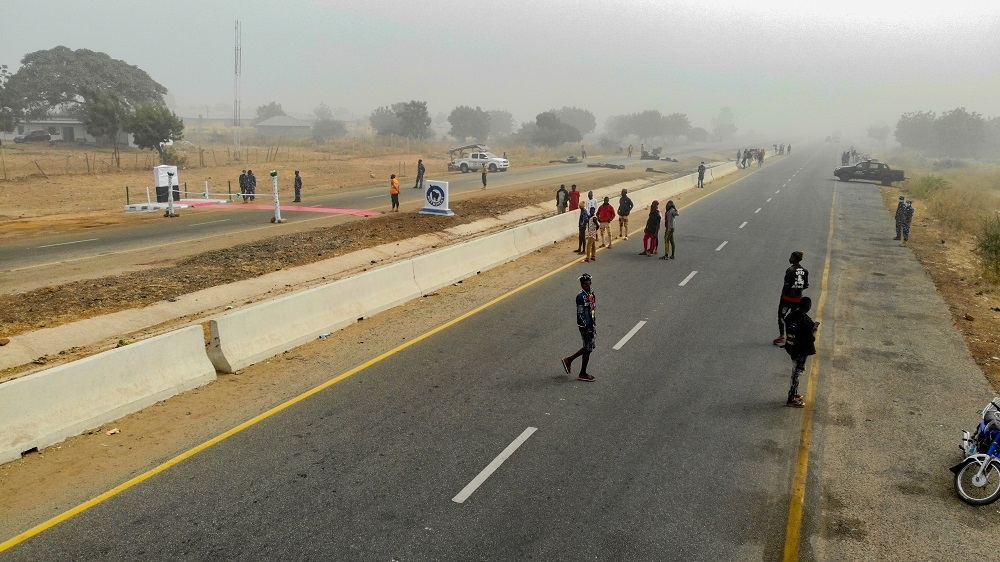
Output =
[
  {"x1": 246, "y1": 170, "x2": 257, "y2": 202},
  {"x1": 783, "y1": 296, "x2": 818, "y2": 408},
  {"x1": 481, "y1": 163, "x2": 488, "y2": 189},
  {"x1": 596, "y1": 196, "x2": 616, "y2": 247},
  {"x1": 617, "y1": 188, "x2": 633, "y2": 240},
  {"x1": 774, "y1": 251, "x2": 809, "y2": 346},
  {"x1": 389, "y1": 173, "x2": 400, "y2": 212},
  {"x1": 659, "y1": 200, "x2": 678, "y2": 260},
  {"x1": 293, "y1": 170, "x2": 302, "y2": 202},
  {"x1": 902, "y1": 200, "x2": 915, "y2": 243},
  {"x1": 584, "y1": 208, "x2": 599, "y2": 262},
  {"x1": 697, "y1": 162, "x2": 706, "y2": 188},
  {"x1": 641, "y1": 201, "x2": 661, "y2": 256},
  {"x1": 556, "y1": 184, "x2": 569, "y2": 214},
  {"x1": 893, "y1": 195, "x2": 906, "y2": 240},
  {"x1": 414, "y1": 159, "x2": 425, "y2": 189},
  {"x1": 562, "y1": 273, "x2": 597, "y2": 382},
  {"x1": 568, "y1": 184, "x2": 581, "y2": 213},
  {"x1": 576, "y1": 201, "x2": 588, "y2": 254}
]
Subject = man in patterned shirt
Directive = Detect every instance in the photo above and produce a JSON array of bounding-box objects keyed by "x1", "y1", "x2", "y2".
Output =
[{"x1": 562, "y1": 273, "x2": 597, "y2": 382}]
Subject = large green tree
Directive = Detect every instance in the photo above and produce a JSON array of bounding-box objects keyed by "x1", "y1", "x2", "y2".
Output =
[
  {"x1": 393, "y1": 100, "x2": 432, "y2": 139},
  {"x1": 554, "y1": 107, "x2": 596, "y2": 136},
  {"x1": 369, "y1": 105, "x2": 402, "y2": 136},
  {"x1": 532, "y1": 111, "x2": 581, "y2": 146},
  {"x1": 313, "y1": 102, "x2": 345, "y2": 141},
  {"x1": 80, "y1": 87, "x2": 130, "y2": 167},
  {"x1": 127, "y1": 103, "x2": 184, "y2": 164},
  {"x1": 4, "y1": 46, "x2": 166, "y2": 120},
  {"x1": 448, "y1": 105, "x2": 490, "y2": 141},
  {"x1": 711, "y1": 107, "x2": 737, "y2": 141},
  {"x1": 0, "y1": 64, "x2": 14, "y2": 132},
  {"x1": 487, "y1": 109, "x2": 515, "y2": 137}
]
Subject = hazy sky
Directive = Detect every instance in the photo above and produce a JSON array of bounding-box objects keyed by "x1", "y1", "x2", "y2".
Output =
[{"x1": 3, "y1": 0, "x2": 999, "y2": 137}]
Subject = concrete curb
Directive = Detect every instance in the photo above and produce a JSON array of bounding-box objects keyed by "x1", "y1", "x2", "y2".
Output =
[{"x1": 0, "y1": 326, "x2": 216, "y2": 465}]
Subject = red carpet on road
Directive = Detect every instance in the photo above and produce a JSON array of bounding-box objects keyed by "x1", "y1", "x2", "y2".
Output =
[{"x1": 182, "y1": 200, "x2": 381, "y2": 217}]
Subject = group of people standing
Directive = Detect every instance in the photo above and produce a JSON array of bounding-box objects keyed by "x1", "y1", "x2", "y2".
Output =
[
  {"x1": 737, "y1": 148, "x2": 767, "y2": 169},
  {"x1": 238, "y1": 170, "x2": 257, "y2": 202},
  {"x1": 840, "y1": 147, "x2": 863, "y2": 166},
  {"x1": 564, "y1": 187, "x2": 640, "y2": 263}
]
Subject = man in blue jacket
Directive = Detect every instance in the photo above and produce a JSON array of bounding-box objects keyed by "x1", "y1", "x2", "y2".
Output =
[{"x1": 562, "y1": 273, "x2": 597, "y2": 382}]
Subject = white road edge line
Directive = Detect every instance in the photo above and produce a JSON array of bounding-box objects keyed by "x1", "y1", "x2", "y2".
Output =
[
  {"x1": 739, "y1": 221, "x2": 748, "y2": 229},
  {"x1": 452, "y1": 427, "x2": 537, "y2": 504},
  {"x1": 613, "y1": 321, "x2": 647, "y2": 351},
  {"x1": 189, "y1": 219, "x2": 230, "y2": 227},
  {"x1": 679, "y1": 271, "x2": 697, "y2": 286},
  {"x1": 38, "y1": 238, "x2": 98, "y2": 248},
  {"x1": 715, "y1": 241, "x2": 728, "y2": 251},
  {"x1": 755, "y1": 208, "x2": 762, "y2": 214}
]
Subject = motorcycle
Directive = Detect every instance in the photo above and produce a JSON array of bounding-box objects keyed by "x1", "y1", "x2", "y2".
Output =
[{"x1": 952, "y1": 398, "x2": 1000, "y2": 505}]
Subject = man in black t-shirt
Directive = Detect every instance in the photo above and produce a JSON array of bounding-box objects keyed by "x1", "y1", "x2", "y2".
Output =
[{"x1": 783, "y1": 296, "x2": 818, "y2": 408}]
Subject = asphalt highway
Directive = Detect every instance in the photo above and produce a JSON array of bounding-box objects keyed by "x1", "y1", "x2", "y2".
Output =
[
  {"x1": 0, "y1": 145, "x2": 833, "y2": 561},
  {"x1": 0, "y1": 145, "x2": 728, "y2": 276}
]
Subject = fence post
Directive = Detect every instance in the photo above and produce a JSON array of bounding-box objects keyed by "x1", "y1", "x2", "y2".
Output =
[
  {"x1": 126, "y1": 185, "x2": 130, "y2": 205},
  {"x1": 270, "y1": 170, "x2": 284, "y2": 223},
  {"x1": 165, "y1": 172, "x2": 178, "y2": 217}
]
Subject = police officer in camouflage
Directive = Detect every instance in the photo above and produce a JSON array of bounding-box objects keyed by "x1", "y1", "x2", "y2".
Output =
[{"x1": 893, "y1": 195, "x2": 905, "y2": 240}]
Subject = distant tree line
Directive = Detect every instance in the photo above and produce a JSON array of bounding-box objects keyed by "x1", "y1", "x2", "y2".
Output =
[{"x1": 895, "y1": 107, "x2": 1000, "y2": 158}]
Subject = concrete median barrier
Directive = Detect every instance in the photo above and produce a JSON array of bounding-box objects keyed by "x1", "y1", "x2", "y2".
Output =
[
  {"x1": 208, "y1": 260, "x2": 420, "y2": 373},
  {"x1": 512, "y1": 212, "x2": 578, "y2": 255},
  {"x1": 0, "y1": 326, "x2": 216, "y2": 465},
  {"x1": 411, "y1": 229, "x2": 519, "y2": 295}
]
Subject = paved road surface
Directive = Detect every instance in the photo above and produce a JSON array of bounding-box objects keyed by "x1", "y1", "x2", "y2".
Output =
[
  {"x1": 0, "y1": 145, "x2": 829, "y2": 561},
  {"x1": 0, "y1": 145, "x2": 732, "y2": 275}
]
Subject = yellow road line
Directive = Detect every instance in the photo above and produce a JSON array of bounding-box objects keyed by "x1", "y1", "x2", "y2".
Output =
[
  {"x1": 0, "y1": 160, "x2": 773, "y2": 552},
  {"x1": 782, "y1": 186, "x2": 838, "y2": 561}
]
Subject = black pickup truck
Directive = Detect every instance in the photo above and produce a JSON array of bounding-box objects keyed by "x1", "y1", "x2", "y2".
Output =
[{"x1": 833, "y1": 160, "x2": 906, "y2": 186}]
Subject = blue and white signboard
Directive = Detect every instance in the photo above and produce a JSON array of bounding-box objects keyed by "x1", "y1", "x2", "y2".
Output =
[{"x1": 419, "y1": 180, "x2": 455, "y2": 216}]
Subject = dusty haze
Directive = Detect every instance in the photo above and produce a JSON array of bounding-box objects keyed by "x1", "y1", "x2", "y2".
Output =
[{"x1": 3, "y1": 0, "x2": 998, "y2": 137}]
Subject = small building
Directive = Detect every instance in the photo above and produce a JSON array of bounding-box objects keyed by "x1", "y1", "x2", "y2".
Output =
[
  {"x1": 0, "y1": 118, "x2": 134, "y2": 146},
  {"x1": 253, "y1": 115, "x2": 312, "y2": 139}
]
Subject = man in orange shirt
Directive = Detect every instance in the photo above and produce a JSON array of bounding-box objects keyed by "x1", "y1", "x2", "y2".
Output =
[{"x1": 390, "y1": 174, "x2": 400, "y2": 212}]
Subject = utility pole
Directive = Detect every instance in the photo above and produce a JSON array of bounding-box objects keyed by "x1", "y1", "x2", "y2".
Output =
[{"x1": 233, "y1": 20, "x2": 242, "y2": 162}]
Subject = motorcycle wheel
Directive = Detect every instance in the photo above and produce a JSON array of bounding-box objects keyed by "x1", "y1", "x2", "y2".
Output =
[{"x1": 955, "y1": 460, "x2": 1000, "y2": 505}]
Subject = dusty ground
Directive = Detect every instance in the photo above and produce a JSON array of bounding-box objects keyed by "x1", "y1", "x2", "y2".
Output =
[{"x1": 880, "y1": 187, "x2": 1000, "y2": 390}]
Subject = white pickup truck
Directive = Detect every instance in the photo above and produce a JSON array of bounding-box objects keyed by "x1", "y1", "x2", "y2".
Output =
[{"x1": 447, "y1": 144, "x2": 510, "y2": 173}]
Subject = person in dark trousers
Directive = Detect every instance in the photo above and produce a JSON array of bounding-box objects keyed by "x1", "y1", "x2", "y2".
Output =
[
  {"x1": 617, "y1": 188, "x2": 633, "y2": 240},
  {"x1": 562, "y1": 273, "x2": 597, "y2": 382},
  {"x1": 697, "y1": 162, "x2": 706, "y2": 188},
  {"x1": 293, "y1": 170, "x2": 302, "y2": 202},
  {"x1": 783, "y1": 296, "x2": 818, "y2": 408},
  {"x1": 641, "y1": 201, "x2": 661, "y2": 256},
  {"x1": 659, "y1": 200, "x2": 678, "y2": 259},
  {"x1": 774, "y1": 251, "x2": 809, "y2": 346},
  {"x1": 389, "y1": 174, "x2": 400, "y2": 212},
  {"x1": 556, "y1": 184, "x2": 569, "y2": 214},
  {"x1": 239, "y1": 170, "x2": 248, "y2": 203},
  {"x1": 902, "y1": 200, "x2": 915, "y2": 242},
  {"x1": 481, "y1": 163, "x2": 488, "y2": 189},
  {"x1": 414, "y1": 159, "x2": 425, "y2": 189},
  {"x1": 576, "y1": 201, "x2": 588, "y2": 253},
  {"x1": 893, "y1": 195, "x2": 906, "y2": 240},
  {"x1": 246, "y1": 170, "x2": 257, "y2": 202}
]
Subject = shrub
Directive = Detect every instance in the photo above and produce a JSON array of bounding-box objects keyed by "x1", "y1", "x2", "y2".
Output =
[
  {"x1": 909, "y1": 174, "x2": 950, "y2": 199},
  {"x1": 976, "y1": 214, "x2": 1000, "y2": 283}
]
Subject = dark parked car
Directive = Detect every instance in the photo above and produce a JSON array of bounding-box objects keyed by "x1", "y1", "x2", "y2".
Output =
[
  {"x1": 833, "y1": 160, "x2": 906, "y2": 186},
  {"x1": 14, "y1": 130, "x2": 52, "y2": 143}
]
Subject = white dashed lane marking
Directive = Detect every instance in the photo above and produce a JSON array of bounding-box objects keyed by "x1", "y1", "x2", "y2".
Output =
[
  {"x1": 613, "y1": 321, "x2": 647, "y2": 351},
  {"x1": 452, "y1": 427, "x2": 537, "y2": 504},
  {"x1": 767, "y1": 198, "x2": 772, "y2": 202},
  {"x1": 755, "y1": 208, "x2": 762, "y2": 214},
  {"x1": 679, "y1": 271, "x2": 698, "y2": 286},
  {"x1": 38, "y1": 238, "x2": 98, "y2": 248},
  {"x1": 739, "y1": 221, "x2": 748, "y2": 229},
  {"x1": 716, "y1": 241, "x2": 728, "y2": 251}
]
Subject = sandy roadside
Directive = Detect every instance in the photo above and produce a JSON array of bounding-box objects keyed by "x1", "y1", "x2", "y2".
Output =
[{"x1": 806, "y1": 180, "x2": 996, "y2": 560}]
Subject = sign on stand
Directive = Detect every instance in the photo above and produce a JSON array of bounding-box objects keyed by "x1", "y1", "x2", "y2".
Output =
[{"x1": 419, "y1": 180, "x2": 454, "y2": 216}]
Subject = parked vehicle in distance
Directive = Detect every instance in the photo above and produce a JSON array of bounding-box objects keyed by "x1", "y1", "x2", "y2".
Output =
[
  {"x1": 14, "y1": 130, "x2": 52, "y2": 143},
  {"x1": 447, "y1": 143, "x2": 510, "y2": 173},
  {"x1": 833, "y1": 159, "x2": 906, "y2": 186}
]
